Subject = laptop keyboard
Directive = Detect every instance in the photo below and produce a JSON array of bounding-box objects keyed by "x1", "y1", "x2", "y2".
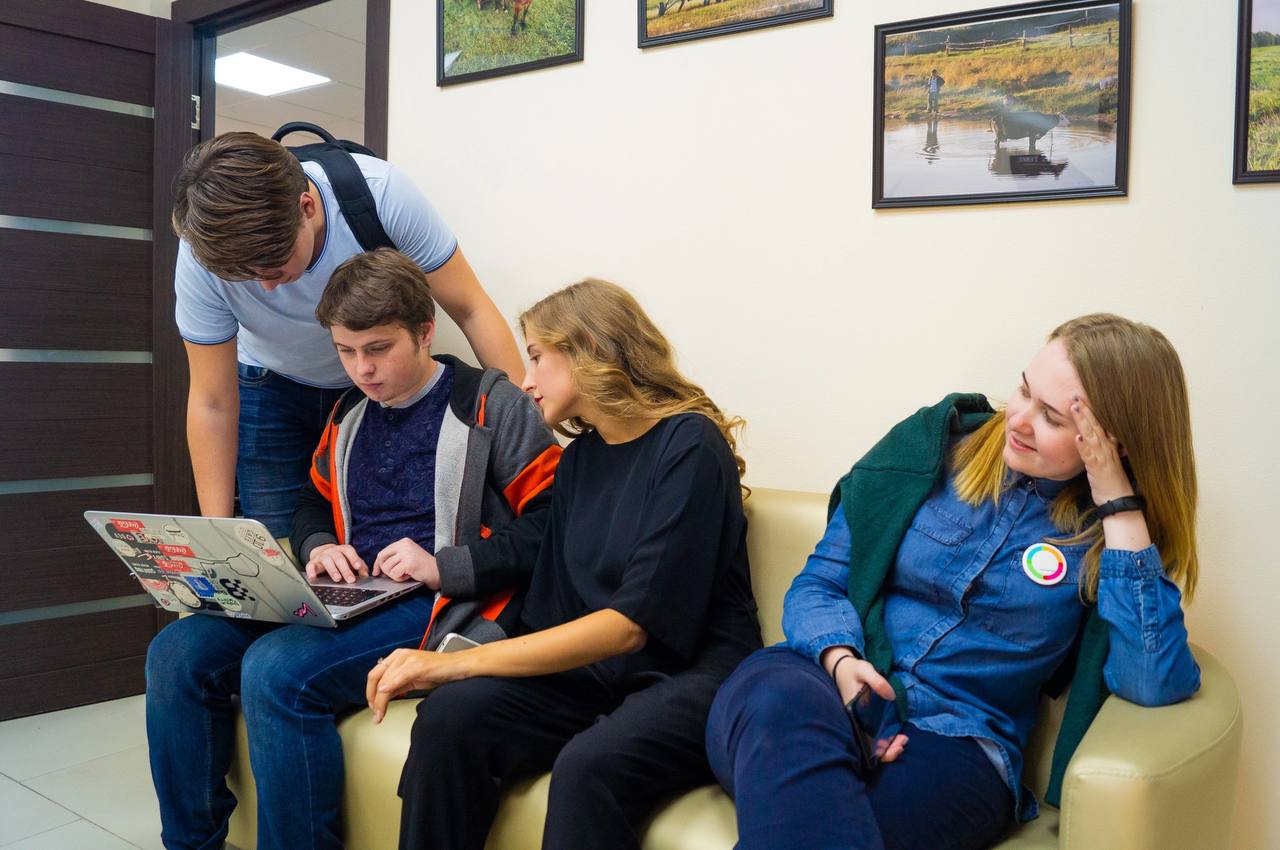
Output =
[{"x1": 313, "y1": 585, "x2": 384, "y2": 608}]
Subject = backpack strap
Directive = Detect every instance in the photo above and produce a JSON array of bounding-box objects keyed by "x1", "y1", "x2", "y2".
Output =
[{"x1": 272, "y1": 122, "x2": 397, "y2": 253}]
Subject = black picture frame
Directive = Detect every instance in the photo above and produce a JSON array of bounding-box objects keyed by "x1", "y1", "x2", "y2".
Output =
[
  {"x1": 638, "y1": 0, "x2": 832, "y2": 49},
  {"x1": 437, "y1": 0, "x2": 584, "y2": 86},
  {"x1": 872, "y1": 0, "x2": 1131, "y2": 209},
  {"x1": 1234, "y1": 0, "x2": 1280, "y2": 183}
]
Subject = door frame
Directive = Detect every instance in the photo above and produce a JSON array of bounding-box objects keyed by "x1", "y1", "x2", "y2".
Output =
[{"x1": 167, "y1": 0, "x2": 390, "y2": 152}]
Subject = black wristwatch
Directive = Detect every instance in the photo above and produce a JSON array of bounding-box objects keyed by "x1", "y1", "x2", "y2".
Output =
[{"x1": 1095, "y1": 495, "x2": 1146, "y2": 519}]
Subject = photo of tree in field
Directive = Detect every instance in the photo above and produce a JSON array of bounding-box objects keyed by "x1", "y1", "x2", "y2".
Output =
[
  {"x1": 640, "y1": 0, "x2": 831, "y2": 48},
  {"x1": 438, "y1": 0, "x2": 582, "y2": 86},
  {"x1": 1243, "y1": 0, "x2": 1280, "y2": 174},
  {"x1": 874, "y1": 1, "x2": 1128, "y2": 207}
]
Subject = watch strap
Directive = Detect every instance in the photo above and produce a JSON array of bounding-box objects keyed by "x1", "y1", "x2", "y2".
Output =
[{"x1": 1095, "y1": 495, "x2": 1146, "y2": 519}]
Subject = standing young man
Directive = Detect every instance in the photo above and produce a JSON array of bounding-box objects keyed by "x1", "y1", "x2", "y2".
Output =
[
  {"x1": 173, "y1": 132, "x2": 525, "y2": 537},
  {"x1": 147, "y1": 249, "x2": 558, "y2": 850}
]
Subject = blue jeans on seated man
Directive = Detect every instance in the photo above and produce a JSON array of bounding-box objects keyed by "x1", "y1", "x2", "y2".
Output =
[
  {"x1": 145, "y1": 594, "x2": 434, "y2": 850},
  {"x1": 236, "y1": 363, "x2": 349, "y2": 539},
  {"x1": 706, "y1": 646, "x2": 1013, "y2": 850}
]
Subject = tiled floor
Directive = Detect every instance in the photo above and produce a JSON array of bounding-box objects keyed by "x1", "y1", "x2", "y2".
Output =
[{"x1": 0, "y1": 696, "x2": 163, "y2": 850}]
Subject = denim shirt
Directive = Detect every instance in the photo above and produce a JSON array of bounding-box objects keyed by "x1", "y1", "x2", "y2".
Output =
[{"x1": 782, "y1": 473, "x2": 1200, "y2": 820}]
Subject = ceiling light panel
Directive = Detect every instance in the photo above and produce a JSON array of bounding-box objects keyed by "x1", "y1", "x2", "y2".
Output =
[{"x1": 215, "y1": 52, "x2": 331, "y2": 96}]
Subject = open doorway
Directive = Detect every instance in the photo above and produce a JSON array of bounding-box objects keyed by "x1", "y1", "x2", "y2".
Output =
[
  {"x1": 214, "y1": 0, "x2": 367, "y2": 143},
  {"x1": 172, "y1": 0, "x2": 388, "y2": 154}
]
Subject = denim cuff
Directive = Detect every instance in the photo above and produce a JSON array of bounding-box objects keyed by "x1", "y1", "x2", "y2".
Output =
[
  {"x1": 436, "y1": 545, "x2": 476, "y2": 598},
  {"x1": 1098, "y1": 544, "x2": 1163, "y2": 580},
  {"x1": 802, "y1": 631, "x2": 866, "y2": 665},
  {"x1": 297, "y1": 532, "x2": 338, "y2": 567}
]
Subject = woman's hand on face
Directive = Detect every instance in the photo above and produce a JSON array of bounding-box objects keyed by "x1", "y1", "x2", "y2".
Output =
[
  {"x1": 830, "y1": 655, "x2": 909, "y2": 764},
  {"x1": 366, "y1": 648, "x2": 457, "y2": 724},
  {"x1": 1070, "y1": 397, "x2": 1135, "y2": 505}
]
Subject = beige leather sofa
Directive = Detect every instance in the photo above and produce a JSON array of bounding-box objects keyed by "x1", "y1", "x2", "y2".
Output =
[{"x1": 226, "y1": 488, "x2": 1243, "y2": 850}]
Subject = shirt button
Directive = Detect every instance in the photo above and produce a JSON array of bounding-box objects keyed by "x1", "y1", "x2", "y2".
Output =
[{"x1": 385, "y1": 440, "x2": 391, "y2": 447}]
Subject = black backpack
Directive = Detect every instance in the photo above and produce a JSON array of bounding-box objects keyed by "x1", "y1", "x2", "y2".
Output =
[{"x1": 271, "y1": 122, "x2": 396, "y2": 252}]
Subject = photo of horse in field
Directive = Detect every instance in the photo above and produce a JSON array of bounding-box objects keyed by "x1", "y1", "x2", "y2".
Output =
[
  {"x1": 1242, "y1": 0, "x2": 1280, "y2": 174},
  {"x1": 438, "y1": 0, "x2": 581, "y2": 85},
  {"x1": 640, "y1": 0, "x2": 830, "y2": 48},
  {"x1": 875, "y1": 1, "x2": 1128, "y2": 207}
]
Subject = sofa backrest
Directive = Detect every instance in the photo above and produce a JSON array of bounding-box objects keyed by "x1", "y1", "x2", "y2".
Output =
[
  {"x1": 742, "y1": 488, "x2": 829, "y2": 647},
  {"x1": 741, "y1": 486, "x2": 1064, "y2": 801}
]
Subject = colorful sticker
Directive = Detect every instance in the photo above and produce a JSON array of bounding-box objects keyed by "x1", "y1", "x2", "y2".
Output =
[
  {"x1": 235, "y1": 523, "x2": 271, "y2": 552},
  {"x1": 159, "y1": 544, "x2": 196, "y2": 558},
  {"x1": 152, "y1": 592, "x2": 179, "y2": 610},
  {"x1": 184, "y1": 576, "x2": 218, "y2": 598},
  {"x1": 162, "y1": 523, "x2": 190, "y2": 545},
  {"x1": 140, "y1": 578, "x2": 170, "y2": 594},
  {"x1": 213, "y1": 591, "x2": 242, "y2": 612},
  {"x1": 157, "y1": 559, "x2": 193, "y2": 574},
  {"x1": 292, "y1": 602, "x2": 313, "y2": 618},
  {"x1": 109, "y1": 539, "x2": 140, "y2": 558},
  {"x1": 107, "y1": 527, "x2": 137, "y2": 544},
  {"x1": 167, "y1": 580, "x2": 201, "y2": 608},
  {"x1": 219, "y1": 578, "x2": 255, "y2": 602},
  {"x1": 1022, "y1": 543, "x2": 1068, "y2": 586},
  {"x1": 110, "y1": 519, "x2": 144, "y2": 533},
  {"x1": 259, "y1": 547, "x2": 286, "y2": 567}
]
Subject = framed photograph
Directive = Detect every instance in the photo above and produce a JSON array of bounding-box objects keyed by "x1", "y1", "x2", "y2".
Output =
[
  {"x1": 873, "y1": 0, "x2": 1130, "y2": 208},
  {"x1": 1235, "y1": 0, "x2": 1280, "y2": 182},
  {"x1": 639, "y1": 0, "x2": 833, "y2": 49},
  {"x1": 438, "y1": 0, "x2": 584, "y2": 86}
]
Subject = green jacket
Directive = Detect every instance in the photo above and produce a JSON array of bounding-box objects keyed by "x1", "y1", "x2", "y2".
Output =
[{"x1": 828, "y1": 392, "x2": 1108, "y2": 809}]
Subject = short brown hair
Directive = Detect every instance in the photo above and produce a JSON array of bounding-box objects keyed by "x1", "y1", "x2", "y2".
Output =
[
  {"x1": 171, "y1": 132, "x2": 308, "y2": 281},
  {"x1": 316, "y1": 248, "x2": 436, "y2": 336}
]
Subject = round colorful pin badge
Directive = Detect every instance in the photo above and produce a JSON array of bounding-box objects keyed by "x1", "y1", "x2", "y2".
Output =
[{"x1": 1022, "y1": 543, "x2": 1067, "y2": 586}]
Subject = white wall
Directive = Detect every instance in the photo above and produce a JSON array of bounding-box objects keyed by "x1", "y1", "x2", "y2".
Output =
[{"x1": 389, "y1": 0, "x2": 1277, "y2": 846}]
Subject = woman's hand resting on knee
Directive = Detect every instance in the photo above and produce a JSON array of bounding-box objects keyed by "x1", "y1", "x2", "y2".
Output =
[
  {"x1": 366, "y1": 649, "x2": 461, "y2": 723},
  {"x1": 821, "y1": 646, "x2": 909, "y2": 763}
]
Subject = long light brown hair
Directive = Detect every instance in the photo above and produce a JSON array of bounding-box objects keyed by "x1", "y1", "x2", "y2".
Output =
[
  {"x1": 519, "y1": 279, "x2": 747, "y2": 484},
  {"x1": 952, "y1": 314, "x2": 1198, "y2": 601}
]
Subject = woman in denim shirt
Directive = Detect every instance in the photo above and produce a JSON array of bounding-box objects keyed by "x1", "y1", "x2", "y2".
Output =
[{"x1": 706, "y1": 314, "x2": 1201, "y2": 850}]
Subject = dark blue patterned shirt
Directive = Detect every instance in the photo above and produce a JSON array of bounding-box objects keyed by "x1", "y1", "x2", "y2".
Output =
[{"x1": 348, "y1": 364, "x2": 453, "y2": 564}]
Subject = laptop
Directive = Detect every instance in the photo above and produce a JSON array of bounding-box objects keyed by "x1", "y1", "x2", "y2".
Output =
[{"x1": 84, "y1": 511, "x2": 422, "y2": 628}]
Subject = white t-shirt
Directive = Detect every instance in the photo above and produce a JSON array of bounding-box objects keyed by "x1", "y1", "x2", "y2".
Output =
[{"x1": 174, "y1": 155, "x2": 458, "y2": 388}]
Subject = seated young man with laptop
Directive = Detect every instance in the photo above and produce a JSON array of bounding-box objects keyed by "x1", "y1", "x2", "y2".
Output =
[{"x1": 144, "y1": 248, "x2": 560, "y2": 850}]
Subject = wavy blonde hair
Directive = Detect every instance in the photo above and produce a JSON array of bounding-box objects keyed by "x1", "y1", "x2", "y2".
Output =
[
  {"x1": 519, "y1": 279, "x2": 747, "y2": 484},
  {"x1": 952, "y1": 314, "x2": 1198, "y2": 602}
]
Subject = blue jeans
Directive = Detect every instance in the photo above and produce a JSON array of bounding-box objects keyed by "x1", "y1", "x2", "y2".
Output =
[
  {"x1": 236, "y1": 364, "x2": 349, "y2": 538},
  {"x1": 706, "y1": 647, "x2": 1013, "y2": 850},
  {"x1": 145, "y1": 595, "x2": 434, "y2": 850}
]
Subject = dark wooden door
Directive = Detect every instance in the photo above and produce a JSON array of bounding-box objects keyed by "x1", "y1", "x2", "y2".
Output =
[{"x1": 0, "y1": 0, "x2": 195, "y2": 720}]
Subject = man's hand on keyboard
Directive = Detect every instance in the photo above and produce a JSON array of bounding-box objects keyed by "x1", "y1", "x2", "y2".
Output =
[
  {"x1": 306, "y1": 544, "x2": 369, "y2": 584},
  {"x1": 373, "y1": 538, "x2": 441, "y2": 589}
]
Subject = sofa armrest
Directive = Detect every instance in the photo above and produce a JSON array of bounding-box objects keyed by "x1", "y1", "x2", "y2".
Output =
[{"x1": 1059, "y1": 644, "x2": 1242, "y2": 850}]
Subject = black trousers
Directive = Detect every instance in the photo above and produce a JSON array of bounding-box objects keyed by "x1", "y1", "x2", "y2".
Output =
[{"x1": 397, "y1": 667, "x2": 725, "y2": 850}]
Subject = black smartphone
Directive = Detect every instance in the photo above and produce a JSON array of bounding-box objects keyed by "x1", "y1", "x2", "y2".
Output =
[{"x1": 844, "y1": 684, "x2": 902, "y2": 775}]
